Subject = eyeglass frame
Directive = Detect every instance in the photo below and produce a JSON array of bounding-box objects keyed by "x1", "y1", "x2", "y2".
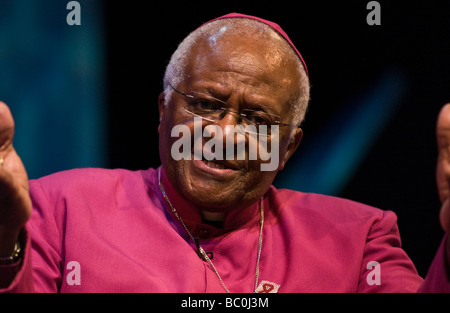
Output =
[{"x1": 168, "y1": 83, "x2": 301, "y2": 130}]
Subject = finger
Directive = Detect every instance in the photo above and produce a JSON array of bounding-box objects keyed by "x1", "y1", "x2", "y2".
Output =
[
  {"x1": 436, "y1": 103, "x2": 450, "y2": 149},
  {"x1": 0, "y1": 101, "x2": 15, "y2": 152},
  {"x1": 436, "y1": 103, "x2": 450, "y2": 203},
  {"x1": 441, "y1": 199, "x2": 450, "y2": 232},
  {"x1": 0, "y1": 102, "x2": 27, "y2": 192}
]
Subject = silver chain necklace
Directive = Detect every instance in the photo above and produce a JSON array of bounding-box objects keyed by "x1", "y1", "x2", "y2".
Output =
[{"x1": 158, "y1": 168, "x2": 264, "y2": 293}]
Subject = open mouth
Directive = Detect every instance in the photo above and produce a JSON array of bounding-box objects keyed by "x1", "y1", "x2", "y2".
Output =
[
  {"x1": 202, "y1": 159, "x2": 230, "y2": 170},
  {"x1": 201, "y1": 157, "x2": 239, "y2": 171}
]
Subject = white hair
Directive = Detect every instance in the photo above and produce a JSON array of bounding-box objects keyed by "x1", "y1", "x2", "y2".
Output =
[{"x1": 163, "y1": 17, "x2": 310, "y2": 126}]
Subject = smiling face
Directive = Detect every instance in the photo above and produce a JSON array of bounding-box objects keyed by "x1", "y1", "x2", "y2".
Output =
[{"x1": 158, "y1": 27, "x2": 304, "y2": 213}]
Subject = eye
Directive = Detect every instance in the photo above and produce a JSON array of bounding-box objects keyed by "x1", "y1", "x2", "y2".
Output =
[
  {"x1": 192, "y1": 100, "x2": 219, "y2": 112},
  {"x1": 188, "y1": 93, "x2": 224, "y2": 113},
  {"x1": 242, "y1": 110, "x2": 273, "y2": 125}
]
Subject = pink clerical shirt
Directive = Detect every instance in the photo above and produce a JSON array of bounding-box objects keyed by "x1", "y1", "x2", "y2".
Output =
[{"x1": 1, "y1": 167, "x2": 449, "y2": 292}]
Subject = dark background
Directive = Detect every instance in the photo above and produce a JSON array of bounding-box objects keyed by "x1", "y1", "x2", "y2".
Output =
[
  {"x1": 104, "y1": 1, "x2": 450, "y2": 277},
  {"x1": 1, "y1": 0, "x2": 448, "y2": 280}
]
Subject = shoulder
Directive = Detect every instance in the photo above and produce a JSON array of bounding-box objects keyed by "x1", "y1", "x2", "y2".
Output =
[
  {"x1": 265, "y1": 187, "x2": 402, "y2": 258},
  {"x1": 29, "y1": 167, "x2": 157, "y2": 200},
  {"x1": 267, "y1": 186, "x2": 394, "y2": 226},
  {"x1": 29, "y1": 167, "x2": 137, "y2": 187}
]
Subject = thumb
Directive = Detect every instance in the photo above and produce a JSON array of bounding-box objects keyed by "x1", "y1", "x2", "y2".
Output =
[
  {"x1": 0, "y1": 101, "x2": 15, "y2": 152},
  {"x1": 436, "y1": 103, "x2": 450, "y2": 232},
  {"x1": 441, "y1": 199, "x2": 450, "y2": 233},
  {"x1": 436, "y1": 103, "x2": 450, "y2": 203}
]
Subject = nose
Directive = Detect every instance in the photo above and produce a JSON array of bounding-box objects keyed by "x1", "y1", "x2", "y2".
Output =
[
  {"x1": 214, "y1": 109, "x2": 246, "y2": 138},
  {"x1": 203, "y1": 110, "x2": 247, "y2": 161},
  {"x1": 218, "y1": 108, "x2": 242, "y2": 124}
]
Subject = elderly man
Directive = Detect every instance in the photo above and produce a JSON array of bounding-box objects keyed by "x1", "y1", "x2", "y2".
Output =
[{"x1": 0, "y1": 13, "x2": 449, "y2": 293}]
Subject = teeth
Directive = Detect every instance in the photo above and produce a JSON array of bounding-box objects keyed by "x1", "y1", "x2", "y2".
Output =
[{"x1": 203, "y1": 160, "x2": 228, "y2": 169}]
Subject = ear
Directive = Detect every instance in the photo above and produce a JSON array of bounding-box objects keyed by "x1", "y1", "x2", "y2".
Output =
[
  {"x1": 157, "y1": 92, "x2": 166, "y2": 133},
  {"x1": 279, "y1": 128, "x2": 303, "y2": 171}
]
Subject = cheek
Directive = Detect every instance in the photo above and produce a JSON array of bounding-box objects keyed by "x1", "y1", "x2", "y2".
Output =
[
  {"x1": 251, "y1": 130, "x2": 291, "y2": 171},
  {"x1": 159, "y1": 108, "x2": 192, "y2": 152},
  {"x1": 158, "y1": 119, "x2": 172, "y2": 160},
  {"x1": 159, "y1": 113, "x2": 184, "y2": 171},
  {"x1": 239, "y1": 170, "x2": 277, "y2": 203}
]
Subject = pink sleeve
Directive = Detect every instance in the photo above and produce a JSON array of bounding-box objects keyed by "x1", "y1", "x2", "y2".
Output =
[
  {"x1": 0, "y1": 180, "x2": 63, "y2": 293},
  {"x1": 418, "y1": 234, "x2": 450, "y2": 292},
  {"x1": 358, "y1": 209, "x2": 450, "y2": 293},
  {"x1": 357, "y1": 210, "x2": 424, "y2": 292}
]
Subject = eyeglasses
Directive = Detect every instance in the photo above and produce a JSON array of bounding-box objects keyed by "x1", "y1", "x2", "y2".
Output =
[{"x1": 169, "y1": 83, "x2": 300, "y2": 136}]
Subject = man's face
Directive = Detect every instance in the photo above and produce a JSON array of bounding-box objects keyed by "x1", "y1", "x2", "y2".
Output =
[{"x1": 158, "y1": 31, "x2": 303, "y2": 213}]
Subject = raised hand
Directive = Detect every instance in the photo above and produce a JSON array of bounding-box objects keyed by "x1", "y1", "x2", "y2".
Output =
[
  {"x1": 436, "y1": 104, "x2": 450, "y2": 233},
  {"x1": 0, "y1": 101, "x2": 32, "y2": 257}
]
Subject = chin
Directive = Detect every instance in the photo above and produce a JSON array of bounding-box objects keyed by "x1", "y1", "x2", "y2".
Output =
[
  {"x1": 168, "y1": 159, "x2": 275, "y2": 210},
  {"x1": 183, "y1": 184, "x2": 243, "y2": 210}
]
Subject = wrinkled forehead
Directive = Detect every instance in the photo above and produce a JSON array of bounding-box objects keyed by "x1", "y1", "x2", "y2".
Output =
[
  {"x1": 184, "y1": 27, "x2": 301, "y2": 92},
  {"x1": 197, "y1": 13, "x2": 309, "y2": 76},
  {"x1": 199, "y1": 19, "x2": 290, "y2": 52},
  {"x1": 208, "y1": 25, "x2": 289, "y2": 67}
]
